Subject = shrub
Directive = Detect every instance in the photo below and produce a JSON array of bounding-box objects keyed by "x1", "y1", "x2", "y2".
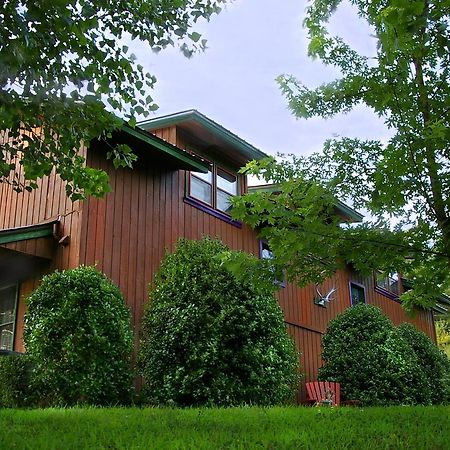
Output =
[
  {"x1": 139, "y1": 237, "x2": 300, "y2": 406},
  {"x1": 0, "y1": 353, "x2": 32, "y2": 407},
  {"x1": 397, "y1": 323, "x2": 450, "y2": 404},
  {"x1": 24, "y1": 266, "x2": 133, "y2": 406},
  {"x1": 318, "y1": 304, "x2": 426, "y2": 405}
]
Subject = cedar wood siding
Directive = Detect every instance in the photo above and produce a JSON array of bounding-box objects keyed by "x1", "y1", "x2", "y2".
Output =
[
  {"x1": 79, "y1": 125, "x2": 436, "y2": 401},
  {"x1": 1, "y1": 125, "x2": 436, "y2": 401},
  {"x1": 0, "y1": 130, "x2": 84, "y2": 352}
]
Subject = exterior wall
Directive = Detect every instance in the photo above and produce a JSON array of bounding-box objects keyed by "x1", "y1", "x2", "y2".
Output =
[
  {"x1": 0, "y1": 125, "x2": 437, "y2": 399},
  {"x1": 78, "y1": 148, "x2": 260, "y2": 351},
  {"x1": 79, "y1": 130, "x2": 436, "y2": 401},
  {"x1": 0, "y1": 130, "x2": 84, "y2": 351}
]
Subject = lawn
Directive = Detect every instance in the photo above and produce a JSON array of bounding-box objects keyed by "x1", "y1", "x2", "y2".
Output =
[{"x1": 1, "y1": 406, "x2": 449, "y2": 449}]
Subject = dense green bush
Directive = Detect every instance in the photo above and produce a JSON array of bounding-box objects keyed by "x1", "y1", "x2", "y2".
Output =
[
  {"x1": 318, "y1": 304, "x2": 426, "y2": 405},
  {"x1": 139, "y1": 237, "x2": 300, "y2": 406},
  {"x1": 24, "y1": 266, "x2": 133, "y2": 406},
  {"x1": 397, "y1": 323, "x2": 450, "y2": 404},
  {"x1": 0, "y1": 353, "x2": 32, "y2": 407}
]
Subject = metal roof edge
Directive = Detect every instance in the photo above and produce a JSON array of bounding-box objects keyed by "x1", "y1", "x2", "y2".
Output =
[{"x1": 138, "y1": 110, "x2": 268, "y2": 162}]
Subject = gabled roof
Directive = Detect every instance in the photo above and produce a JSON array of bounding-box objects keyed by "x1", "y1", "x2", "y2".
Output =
[{"x1": 139, "y1": 110, "x2": 267, "y2": 164}]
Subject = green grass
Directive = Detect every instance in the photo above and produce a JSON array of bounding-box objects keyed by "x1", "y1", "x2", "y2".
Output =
[{"x1": 1, "y1": 406, "x2": 449, "y2": 449}]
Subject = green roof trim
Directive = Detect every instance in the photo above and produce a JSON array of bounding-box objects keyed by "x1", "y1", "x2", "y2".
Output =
[
  {"x1": 0, "y1": 221, "x2": 58, "y2": 245},
  {"x1": 121, "y1": 123, "x2": 208, "y2": 173},
  {"x1": 248, "y1": 184, "x2": 364, "y2": 223},
  {"x1": 138, "y1": 110, "x2": 268, "y2": 162}
]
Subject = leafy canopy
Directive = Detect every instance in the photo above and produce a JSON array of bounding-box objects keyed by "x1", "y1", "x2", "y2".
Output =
[
  {"x1": 233, "y1": 0, "x2": 450, "y2": 310},
  {"x1": 0, "y1": 0, "x2": 225, "y2": 200}
]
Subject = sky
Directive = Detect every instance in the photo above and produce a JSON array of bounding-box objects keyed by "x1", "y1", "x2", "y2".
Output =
[{"x1": 131, "y1": 0, "x2": 391, "y2": 158}]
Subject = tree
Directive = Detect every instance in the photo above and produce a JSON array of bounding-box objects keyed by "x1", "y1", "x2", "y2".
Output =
[
  {"x1": 233, "y1": 0, "x2": 450, "y2": 309},
  {"x1": 436, "y1": 314, "x2": 450, "y2": 358},
  {"x1": 0, "y1": 1, "x2": 225, "y2": 200},
  {"x1": 138, "y1": 237, "x2": 300, "y2": 407}
]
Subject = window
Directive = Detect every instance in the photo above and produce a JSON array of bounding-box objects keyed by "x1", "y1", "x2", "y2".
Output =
[
  {"x1": 260, "y1": 240, "x2": 285, "y2": 287},
  {"x1": 0, "y1": 285, "x2": 17, "y2": 351},
  {"x1": 189, "y1": 163, "x2": 238, "y2": 215},
  {"x1": 376, "y1": 272, "x2": 399, "y2": 297},
  {"x1": 350, "y1": 282, "x2": 366, "y2": 306}
]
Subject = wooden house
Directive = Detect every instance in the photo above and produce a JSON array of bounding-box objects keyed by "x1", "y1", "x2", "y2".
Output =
[{"x1": 0, "y1": 110, "x2": 438, "y2": 400}]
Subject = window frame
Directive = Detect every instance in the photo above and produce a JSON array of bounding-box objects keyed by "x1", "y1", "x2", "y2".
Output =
[
  {"x1": 349, "y1": 281, "x2": 366, "y2": 306},
  {"x1": 0, "y1": 283, "x2": 18, "y2": 352},
  {"x1": 375, "y1": 272, "x2": 400, "y2": 300},
  {"x1": 186, "y1": 158, "x2": 241, "y2": 227},
  {"x1": 259, "y1": 239, "x2": 286, "y2": 288}
]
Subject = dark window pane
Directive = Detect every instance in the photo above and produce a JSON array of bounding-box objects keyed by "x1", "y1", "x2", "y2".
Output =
[
  {"x1": 0, "y1": 286, "x2": 16, "y2": 351},
  {"x1": 350, "y1": 283, "x2": 365, "y2": 306}
]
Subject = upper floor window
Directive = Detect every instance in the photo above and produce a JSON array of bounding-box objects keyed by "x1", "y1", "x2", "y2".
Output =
[
  {"x1": 189, "y1": 164, "x2": 238, "y2": 215},
  {"x1": 376, "y1": 272, "x2": 399, "y2": 297}
]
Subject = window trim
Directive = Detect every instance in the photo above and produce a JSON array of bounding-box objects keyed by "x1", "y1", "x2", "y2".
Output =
[
  {"x1": 349, "y1": 281, "x2": 366, "y2": 306},
  {"x1": 0, "y1": 283, "x2": 18, "y2": 352}
]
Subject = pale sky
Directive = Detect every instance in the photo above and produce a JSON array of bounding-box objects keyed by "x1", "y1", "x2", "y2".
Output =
[{"x1": 132, "y1": 0, "x2": 390, "y2": 157}]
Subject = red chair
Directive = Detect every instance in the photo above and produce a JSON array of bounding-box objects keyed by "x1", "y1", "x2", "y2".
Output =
[{"x1": 305, "y1": 381, "x2": 341, "y2": 406}]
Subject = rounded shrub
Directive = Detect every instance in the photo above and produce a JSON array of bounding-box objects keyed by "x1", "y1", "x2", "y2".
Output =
[
  {"x1": 318, "y1": 304, "x2": 426, "y2": 405},
  {"x1": 24, "y1": 266, "x2": 133, "y2": 406},
  {"x1": 397, "y1": 322, "x2": 450, "y2": 404},
  {"x1": 138, "y1": 237, "x2": 300, "y2": 407}
]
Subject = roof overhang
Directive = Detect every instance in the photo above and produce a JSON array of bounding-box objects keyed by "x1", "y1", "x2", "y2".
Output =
[
  {"x1": 0, "y1": 220, "x2": 59, "y2": 285},
  {"x1": 0, "y1": 220, "x2": 59, "y2": 246},
  {"x1": 0, "y1": 246, "x2": 51, "y2": 285},
  {"x1": 139, "y1": 110, "x2": 267, "y2": 164},
  {"x1": 110, "y1": 124, "x2": 209, "y2": 173}
]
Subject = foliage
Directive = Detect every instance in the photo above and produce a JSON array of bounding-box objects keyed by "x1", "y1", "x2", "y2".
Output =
[
  {"x1": 318, "y1": 304, "x2": 428, "y2": 405},
  {"x1": 398, "y1": 322, "x2": 450, "y2": 404},
  {"x1": 0, "y1": 353, "x2": 32, "y2": 407},
  {"x1": 24, "y1": 266, "x2": 133, "y2": 406},
  {"x1": 138, "y1": 237, "x2": 300, "y2": 407},
  {"x1": 436, "y1": 316, "x2": 450, "y2": 358},
  {"x1": 232, "y1": 0, "x2": 450, "y2": 310},
  {"x1": 0, "y1": 1, "x2": 225, "y2": 200},
  {"x1": 2, "y1": 406, "x2": 450, "y2": 449}
]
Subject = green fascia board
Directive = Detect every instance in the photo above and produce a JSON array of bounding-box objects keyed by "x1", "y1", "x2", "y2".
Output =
[
  {"x1": 0, "y1": 223, "x2": 55, "y2": 245},
  {"x1": 121, "y1": 124, "x2": 208, "y2": 173},
  {"x1": 138, "y1": 110, "x2": 268, "y2": 162},
  {"x1": 248, "y1": 184, "x2": 364, "y2": 223}
]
